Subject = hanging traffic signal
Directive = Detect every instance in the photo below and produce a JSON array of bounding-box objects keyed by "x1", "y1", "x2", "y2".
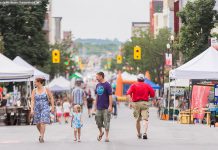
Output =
[
  {"x1": 117, "y1": 55, "x2": 122, "y2": 64},
  {"x1": 52, "y1": 49, "x2": 60, "y2": 63},
  {"x1": 134, "y1": 46, "x2": 141, "y2": 60}
]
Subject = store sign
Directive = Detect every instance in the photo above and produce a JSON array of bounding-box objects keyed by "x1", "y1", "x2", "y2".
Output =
[
  {"x1": 214, "y1": 84, "x2": 218, "y2": 98},
  {"x1": 171, "y1": 88, "x2": 185, "y2": 96},
  {"x1": 211, "y1": 37, "x2": 218, "y2": 46}
]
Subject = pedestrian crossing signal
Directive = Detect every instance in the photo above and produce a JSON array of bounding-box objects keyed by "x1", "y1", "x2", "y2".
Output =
[
  {"x1": 117, "y1": 55, "x2": 122, "y2": 64},
  {"x1": 52, "y1": 49, "x2": 60, "y2": 63},
  {"x1": 134, "y1": 46, "x2": 141, "y2": 60}
]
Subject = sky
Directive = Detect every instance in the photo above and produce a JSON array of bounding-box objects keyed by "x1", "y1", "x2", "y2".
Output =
[{"x1": 52, "y1": 0, "x2": 150, "y2": 42}]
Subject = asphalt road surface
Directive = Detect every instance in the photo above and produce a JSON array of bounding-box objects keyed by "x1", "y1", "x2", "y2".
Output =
[{"x1": 0, "y1": 104, "x2": 218, "y2": 150}]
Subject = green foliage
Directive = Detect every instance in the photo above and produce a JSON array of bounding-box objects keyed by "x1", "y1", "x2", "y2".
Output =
[
  {"x1": 0, "y1": 35, "x2": 4, "y2": 53},
  {"x1": 0, "y1": 0, "x2": 49, "y2": 66},
  {"x1": 75, "y1": 39, "x2": 121, "y2": 56},
  {"x1": 111, "y1": 28, "x2": 171, "y2": 85},
  {"x1": 46, "y1": 41, "x2": 80, "y2": 79},
  {"x1": 178, "y1": 0, "x2": 216, "y2": 61}
]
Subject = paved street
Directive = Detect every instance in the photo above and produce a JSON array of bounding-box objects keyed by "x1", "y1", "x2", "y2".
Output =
[{"x1": 0, "y1": 105, "x2": 218, "y2": 150}]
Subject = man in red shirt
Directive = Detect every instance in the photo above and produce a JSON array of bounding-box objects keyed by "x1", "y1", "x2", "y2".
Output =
[
  {"x1": 127, "y1": 74, "x2": 155, "y2": 140},
  {"x1": 0, "y1": 87, "x2": 3, "y2": 101}
]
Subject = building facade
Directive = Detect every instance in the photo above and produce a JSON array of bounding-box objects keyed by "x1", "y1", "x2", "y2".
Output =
[{"x1": 131, "y1": 22, "x2": 150, "y2": 37}]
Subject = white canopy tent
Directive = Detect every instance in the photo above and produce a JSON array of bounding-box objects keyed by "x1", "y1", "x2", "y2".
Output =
[
  {"x1": 164, "y1": 79, "x2": 190, "y2": 88},
  {"x1": 0, "y1": 54, "x2": 34, "y2": 81},
  {"x1": 48, "y1": 76, "x2": 71, "y2": 92},
  {"x1": 13, "y1": 56, "x2": 49, "y2": 81},
  {"x1": 170, "y1": 47, "x2": 218, "y2": 80},
  {"x1": 168, "y1": 46, "x2": 218, "y2": 122},
  {"x1": 122, "y1": 71, "x2": 137, "y2": 81}
]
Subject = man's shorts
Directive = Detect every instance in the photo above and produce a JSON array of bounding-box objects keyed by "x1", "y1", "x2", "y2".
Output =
[
  {"x1": 132, "y1": 101, "x2": 149, "y2": 121},
  {"x1": 95, "y1": 109, "x2": 111, "y2": 130}
]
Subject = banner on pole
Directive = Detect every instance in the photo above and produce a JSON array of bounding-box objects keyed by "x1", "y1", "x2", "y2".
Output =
[{"x1": 165, "y1": 53, "x2": 172, "y2": 66}]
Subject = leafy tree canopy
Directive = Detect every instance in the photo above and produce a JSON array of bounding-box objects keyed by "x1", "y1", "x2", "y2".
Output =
[
  {"x1": 178, "y1": 0, "x2": 217, "y2": 61},
  {"x1": 0, "y1": 0, "x2": 49, "y2": 67}
]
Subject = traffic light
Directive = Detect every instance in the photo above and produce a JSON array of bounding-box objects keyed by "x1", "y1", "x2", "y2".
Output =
[
  {"x1": 134, "y1": 46, "x2": 141, "y2": 60},
  {"x1": 52, "y1": 49, "x2": 60, "y2": 63},
  {"x1": 117, "y1": 55, "x2": 122, "y2": 64}
]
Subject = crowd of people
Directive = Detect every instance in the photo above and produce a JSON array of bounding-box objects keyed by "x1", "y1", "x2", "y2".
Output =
[{"x1": 29, "y1": 72, "x2": 155, "y2": 143}]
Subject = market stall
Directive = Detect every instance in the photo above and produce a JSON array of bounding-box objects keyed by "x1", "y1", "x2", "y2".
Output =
[
  {"x1": 169, "y1": 46, "x2": 218, "y2": 126},
  {"x1": 13, "y1": 56, "x2": 49, "y2": 81},
  {"x1": 0, "y1": 54, "x2": 33, "y2": 80},
  {"x1": 0, "y1": 54, "x2": 34, "y2": 125},
  {"x1": 161, "y1": 79, "x2": 190, "y2": 120},
  {"x1": 48, "y1": 76, "x2": 71, "y2": 92}
]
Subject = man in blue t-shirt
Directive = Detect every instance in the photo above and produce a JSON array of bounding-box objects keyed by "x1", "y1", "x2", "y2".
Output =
[{"x1": 94, "y1": 72, "x2": 112, "y2": 142}]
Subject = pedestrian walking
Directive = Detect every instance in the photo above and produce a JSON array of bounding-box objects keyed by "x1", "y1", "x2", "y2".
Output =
[
  {"x1": 72, "y1": 79, "x2": 86, "y2": 110},
  {"x1": 56, "y1": 101, "x2": 62, "y2": 124},
  {"x1": 86, "y1": 94, "x2": 94, "y2": 118},
  {"x1": 127, "y1": 74, "x2": 155, "y2": 140},
  {"x1": 71, "y1": 105, "x2": 83, "y2": 142},
  {"x1": 63, "y1": 98, "x2": 71, "y2": 124},
  {"x1": 94, "y1": 72, "x2": 113, "y2": 142},
  {"x1": 0, "y1": 86, "x2": 3, "y2": 101},
  {"x1": 31, "y1": 77, "x2": 55, "y2": 143},
  {"x1": 112, "y1": 91, "x2": 118, "y2": 118}
]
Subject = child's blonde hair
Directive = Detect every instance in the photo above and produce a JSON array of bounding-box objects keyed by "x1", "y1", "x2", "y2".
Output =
[
  {"x1": 74, "y1": 105, "x2": 81, "y2": 113},
  {"x1": 63, "y1": 96, "x2": 68, "y2": 102}
]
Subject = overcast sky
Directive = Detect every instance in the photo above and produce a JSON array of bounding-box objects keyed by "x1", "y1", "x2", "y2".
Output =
[{"x1": 52, "y1": 0, "x2": 149, "y2": 41}]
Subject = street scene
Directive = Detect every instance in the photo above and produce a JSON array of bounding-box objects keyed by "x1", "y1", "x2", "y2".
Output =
[
  {"x1": 0, "y1": 106, "x2": 218, "y2": 150},
  {"x1": 1, "y1": 0, "x2": 218, "y2": 149}
]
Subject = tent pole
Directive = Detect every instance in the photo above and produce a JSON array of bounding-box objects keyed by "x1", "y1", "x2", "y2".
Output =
[
  {"x1": 168, "y1": 78, "x2": 171, "y2": 118},
  {"x1": 173, "y1": 80, "x2": 177, "y2": 123},
  {"x1": 188, "y1": 79, "x2": 193, "y2": 124}
]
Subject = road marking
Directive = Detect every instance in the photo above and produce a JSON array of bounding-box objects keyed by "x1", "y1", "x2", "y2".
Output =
[{"x1": 0, "y1": 140, "x2": 21, "y2": 144}]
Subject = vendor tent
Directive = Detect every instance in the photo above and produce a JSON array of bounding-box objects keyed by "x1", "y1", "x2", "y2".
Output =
[
  {"x1": 49, "y1": 85, "x2": 70, "y2": 92},
  {"x1": 170, "y1": 46, "x2": 218, "y2": 80},
  {"x1": 48, "y1": 76, "x2": 71, "y2": 91},
  {"x1": 122, "y1": 71, "x2": 137, "y2": 81},
  {"x1": 144, "y1": 78, "x2": 160, "y2": 89},
  {"x1": 116, "y1": 72, "x2": 160, "y2": 96},
  {"x1": 164, "y1": 79, "x2": 190, "y2": 88},
  {"x1": 0, "y1": 54, "x2": 33, "y2": 80},
  {"x1": 13, "y1": 56, "x2": 49, "y2": 80},
  {"x1": 122, "y1": 72, "x2": 160, "y2": 89},
  {"x1": 69, "y1": 73, "x2": 82, "y2": 79}
]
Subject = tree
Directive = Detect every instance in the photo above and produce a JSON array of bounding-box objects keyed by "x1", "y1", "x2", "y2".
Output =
[
  {"x1": 47, "y1": 40, "x2": 81, "y2": 79},
  {"x1": 120, "y1": 28, "x2": 171, "y2": 86},
  {"x1": 0, "y1": 0, "x2": 49, "y2": 67},
  {"x1": 0, "y1": 34, "x2": 4, "y2": 53},
  {"x1": 178, "y1": 0, "x2": 217, "y2": 61}
]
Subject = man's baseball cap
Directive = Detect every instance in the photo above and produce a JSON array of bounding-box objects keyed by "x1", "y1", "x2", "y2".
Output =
[{"x1": 137, "y1": 74, "x2": 145, "y2": 80}]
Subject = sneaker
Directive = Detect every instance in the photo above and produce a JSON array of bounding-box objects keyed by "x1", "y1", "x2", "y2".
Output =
[
  {"x1": 137, "y1": 134, "x2": 142, "y2": 139},
  {"x1": 143, "y1": 133, "x2": 148, "y2": 140}
]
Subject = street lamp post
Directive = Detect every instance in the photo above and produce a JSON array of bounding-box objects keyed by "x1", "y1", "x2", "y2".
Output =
[
  {"x1": 166, "y1": 35, "x2": 174, "y2": 120},
  {"x1": 166, "y1": 43, "x2": 170, "y2": 117}
]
